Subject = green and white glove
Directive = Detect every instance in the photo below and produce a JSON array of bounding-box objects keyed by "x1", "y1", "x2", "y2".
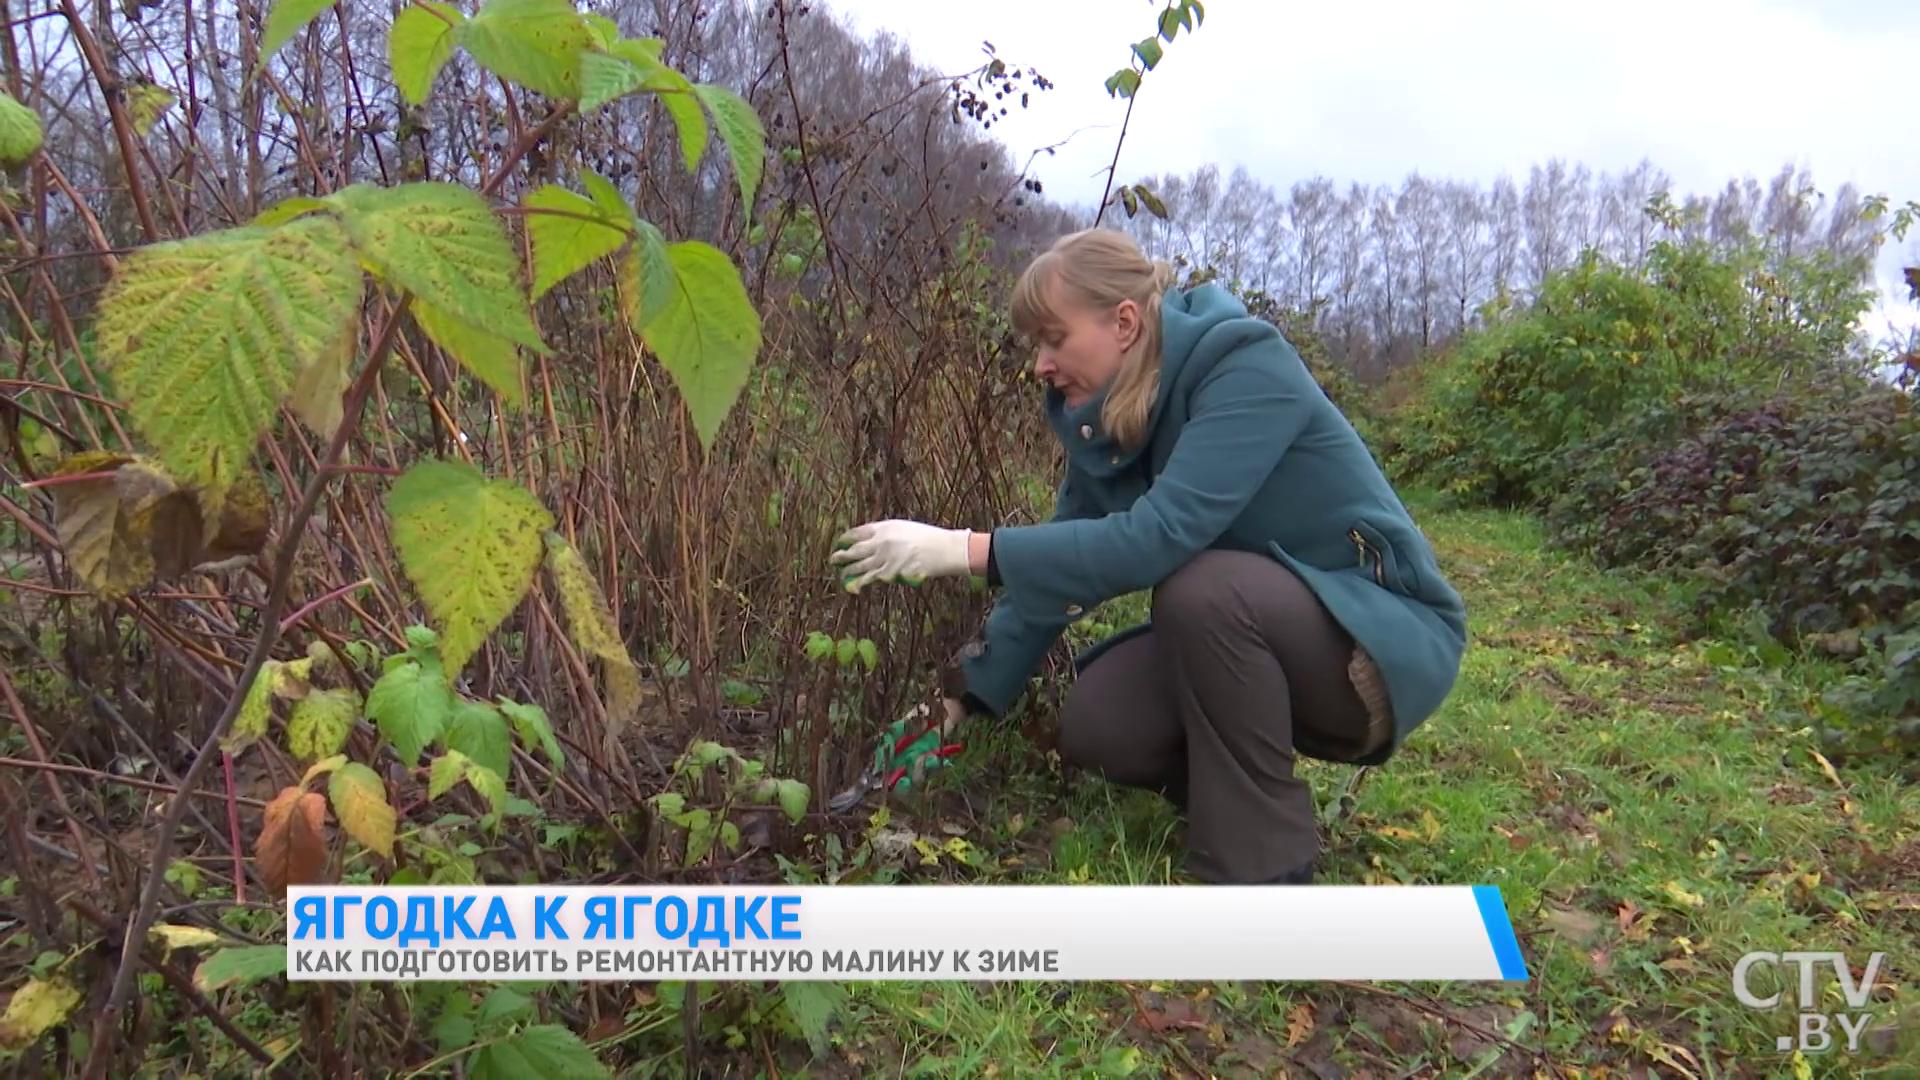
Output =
[{"x1": 831, "y1": 519, "x2": 972, "y2": 593}]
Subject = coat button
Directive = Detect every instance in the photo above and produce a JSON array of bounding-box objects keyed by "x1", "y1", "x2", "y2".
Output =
[
  {"x1": 1065, "y1": 604, "x2": 1083, "y2": 616},
  {"x1": 1108, "y1": 455, "x2": 1119, "y2": 465},
  {"x1": 1079, "y1": 424, "x2": 1093, "y2": 439}
]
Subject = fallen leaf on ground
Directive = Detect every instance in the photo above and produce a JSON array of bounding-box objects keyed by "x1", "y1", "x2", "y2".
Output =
[
  {"x1": 1285, "y1": 1002, "x2": 1315, "y2": 1047},
  {"x1": 1615, "y1": 899, "x2": 1641, "y2": 932},
  {"x1": 1137, "y1": 997, "x2": 1207, "y2": 1033},
  {"x1": 1544, "y1": 905, "x2": 1605, "y2": 945},
  {"x1": 1659, "y1": 880, "x2": 1706, "y2": 908}
]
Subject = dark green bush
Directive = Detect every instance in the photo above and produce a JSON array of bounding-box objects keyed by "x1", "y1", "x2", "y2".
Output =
[
  {"x1": 1546, "y1": 378, "x2": 1920, "y2": 763},
  {"x1": 1542, "y1": 384, "x2": 1801, "y2": 564},
  {"x1": 1382, "y1": 240, "x2": 1879, "y2": 506}
]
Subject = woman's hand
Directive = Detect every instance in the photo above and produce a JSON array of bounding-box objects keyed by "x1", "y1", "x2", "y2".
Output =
[
  {"x1": 830, "y1": 694, "x2": 972, "y2": 811},
  {"x1": 831, "y1": 519, "x2": 975, "y2": 592},
  {"x1": 876, "y1": 696, "x2": 969, "y2": 794}
]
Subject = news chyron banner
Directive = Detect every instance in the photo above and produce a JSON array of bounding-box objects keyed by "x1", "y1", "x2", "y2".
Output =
[{"x1": 285, "y1": 884, "x2": 1531, "y2": 982}]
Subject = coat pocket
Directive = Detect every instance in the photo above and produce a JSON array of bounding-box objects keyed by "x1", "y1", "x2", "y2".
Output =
[{"x1": 1349, "y1": 519, "x2": 1416, "y2": 595}]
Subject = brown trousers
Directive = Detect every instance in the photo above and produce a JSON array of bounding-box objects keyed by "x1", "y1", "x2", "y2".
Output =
[{"x1": 1057, "y1": 550, "x2": 1385, "y2": 884}]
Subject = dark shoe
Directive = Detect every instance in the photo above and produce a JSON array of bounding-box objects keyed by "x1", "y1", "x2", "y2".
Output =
[
  {"x1": 1267, "y1": 861, "x2": 1314, "y2": 885},
  {"x1": 1178, "y1": 859, "x2": 1315, "y2": 885}
]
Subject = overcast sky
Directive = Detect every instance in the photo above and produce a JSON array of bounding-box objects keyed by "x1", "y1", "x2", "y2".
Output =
[{"x1": 823, "y1": 0, "x2": 1920, "y2": 331}]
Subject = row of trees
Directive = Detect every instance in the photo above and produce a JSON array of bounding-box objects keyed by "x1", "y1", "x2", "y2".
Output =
[
  {"x1": 40, "y1": 0, "x2": 1894, "y2": 385},
  {"x1": 1106, "y1": 160, "x2": 1895, "y2": 374}
]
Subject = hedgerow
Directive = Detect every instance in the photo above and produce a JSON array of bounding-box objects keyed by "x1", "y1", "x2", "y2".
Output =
[
  {"x1": 1371, "y1": 228, "x2": 1919, "y2": 763},
  {"x1": 1545, "y1": 377, "x2": 1920, "y2": 760},
  {"x1": 1381, "y1": 239, "x2": 1879, "y2": 506}
]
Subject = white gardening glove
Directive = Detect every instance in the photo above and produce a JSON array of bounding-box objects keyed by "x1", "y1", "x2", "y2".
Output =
[{"x1": 830, "y1": 519, "x2": 972, "y2": 593}]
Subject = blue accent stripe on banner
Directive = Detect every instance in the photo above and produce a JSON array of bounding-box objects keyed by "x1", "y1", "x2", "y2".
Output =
[{"x1": 1472, "y1": 885, "x2": 1529, "y2": 980}]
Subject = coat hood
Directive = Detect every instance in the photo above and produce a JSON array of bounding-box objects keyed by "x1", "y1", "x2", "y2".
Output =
[{"x1": 1043, "y1": 281, "x2": 1252, "y2": 479}]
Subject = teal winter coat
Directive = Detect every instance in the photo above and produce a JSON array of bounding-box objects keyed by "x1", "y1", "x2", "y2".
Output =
[{"x1": 957, "y1": 282, "x2": 1469, "y2": 765}]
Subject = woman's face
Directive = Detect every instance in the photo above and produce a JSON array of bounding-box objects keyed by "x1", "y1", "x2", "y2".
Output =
[{"x1": 1031, "y1": 288, "x2": 1141, "y2": 407}]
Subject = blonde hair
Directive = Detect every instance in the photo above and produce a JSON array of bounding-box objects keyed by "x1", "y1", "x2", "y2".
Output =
[{"x1": 1010, "y1": 228, "x2": 1177, "y2": 450}]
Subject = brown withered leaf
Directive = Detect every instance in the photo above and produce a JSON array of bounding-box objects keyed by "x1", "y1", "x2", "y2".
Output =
[
  {"x1": 139, "y1": 486, "x2": 204, "y2": 580},
  {"x1": 1285, "y1": 1002, "x2": 1315, "y2": 1048},
  {"x1": 1137, "y1": 998, "x2": 1207, "y2": 1033},
  {"x1": 1544, "y1": 905, "x2": 1605, "y2": 946},
  {"x1": 47, "y1": 450, "x2": 269, "y2": 596},
  {"x1": 1615, "y1": 899, "x2": 1641, "y2": 932},
  {"x1": 256, "y1": 785, "x2": 329, "y2": 897},
  {"x1": 192, "y1": 465, "x2": 270, "y2": 571},
  {"x1": 48, "y1": 450, "x2": 203, "y2": 599}
]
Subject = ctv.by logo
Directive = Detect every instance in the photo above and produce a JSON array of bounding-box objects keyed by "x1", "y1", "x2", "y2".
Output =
[{"x1": 1733, "y1": 951, "x2": 1887, "y2": 1053}]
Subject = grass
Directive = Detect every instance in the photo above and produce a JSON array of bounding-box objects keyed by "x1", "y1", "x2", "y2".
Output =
[{"x1": 767, "y1": 492, "x2": 1919, "y2": 1080}]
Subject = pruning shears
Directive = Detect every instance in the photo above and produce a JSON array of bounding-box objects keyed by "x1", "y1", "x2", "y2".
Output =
[{"x1": 827, "y1": 701, "x2": 965, "y2": 814}]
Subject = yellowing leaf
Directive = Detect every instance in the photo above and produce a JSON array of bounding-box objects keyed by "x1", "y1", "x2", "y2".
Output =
[
  {"x1": 693, "y1": 82, "x2": 766, "y2": 210},
  {"x1": 0, "y1": 977, "x2": 81, "y2": 1051},
  {"x1": 1808, "y1": 748, "x2": 1847, "y2": 791},
  {"x1": 464, "y1": 758, "x2": 508, "y2": 816},
  {"x1": 1659, "y1": 881, "x2": 1706, "y2": 908},
  {"x1": 260, "y1": 0, "x2": 338, "y2": 60},
  {"x1": 429, "y1": 750, "x2": 470, "y2": 800},
  {"x1": 289, "y1": 326, "x2": 354, "y2": 439},
  {"x1": 0, "y1": 88, "x2": 44, "y2": 166},
  {"x1": 301, "y1": 753, "x2": 348, "y2": 787},
  {"x1": 149, "y1": 923, "x2": 223, "y2": 955},
  {"x1": 125, "y1": 83, "x2": 176, "y2": 136},
  {"x1": 324, "y1": 182, "x2": 546, "y2": 356},
  {"x1": 256, "y1": 785, "x2": 329, "y2": 897},
  {"x1": 543, "y1": 531, "x2": 642, "y2": 726},
  {"x1": 387, "y1": 460, "x2": 553, "y2": 675},
  {"x1": 288, "y1": 687, "x2": 360, "y2": 760},
  {"x1": 92, "y1": 216, "x2": 363, "y2": 488},
  {"x1": 458, "y1": 0, "x2": 595, "y2": 101},
  {"x1": 637, "y1": 240, "x2": 763, "y2": 454},
  {"x1": 224, "y1": 660, "x2": 280, "y2": 751},
  {"x1": 270, "y1": 655, "x2": 316, "y2": 700},
  {"x1": 389, "y1": 1, "x2": 466, "y2": 106},
  {"x1": 327, "y1": 761, "x2": 396, "y2": 858},
  {"x1": 252, "y1": 195, "x2": 330, "y2": 228},
  {"x1": 522, "y1": 183, "x2": 630, "y2": 299}
]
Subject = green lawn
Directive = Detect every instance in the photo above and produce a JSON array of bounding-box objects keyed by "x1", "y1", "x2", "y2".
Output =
[{"x1": 764, "y1": 494, "x2": 1919, "y2": 1079}]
